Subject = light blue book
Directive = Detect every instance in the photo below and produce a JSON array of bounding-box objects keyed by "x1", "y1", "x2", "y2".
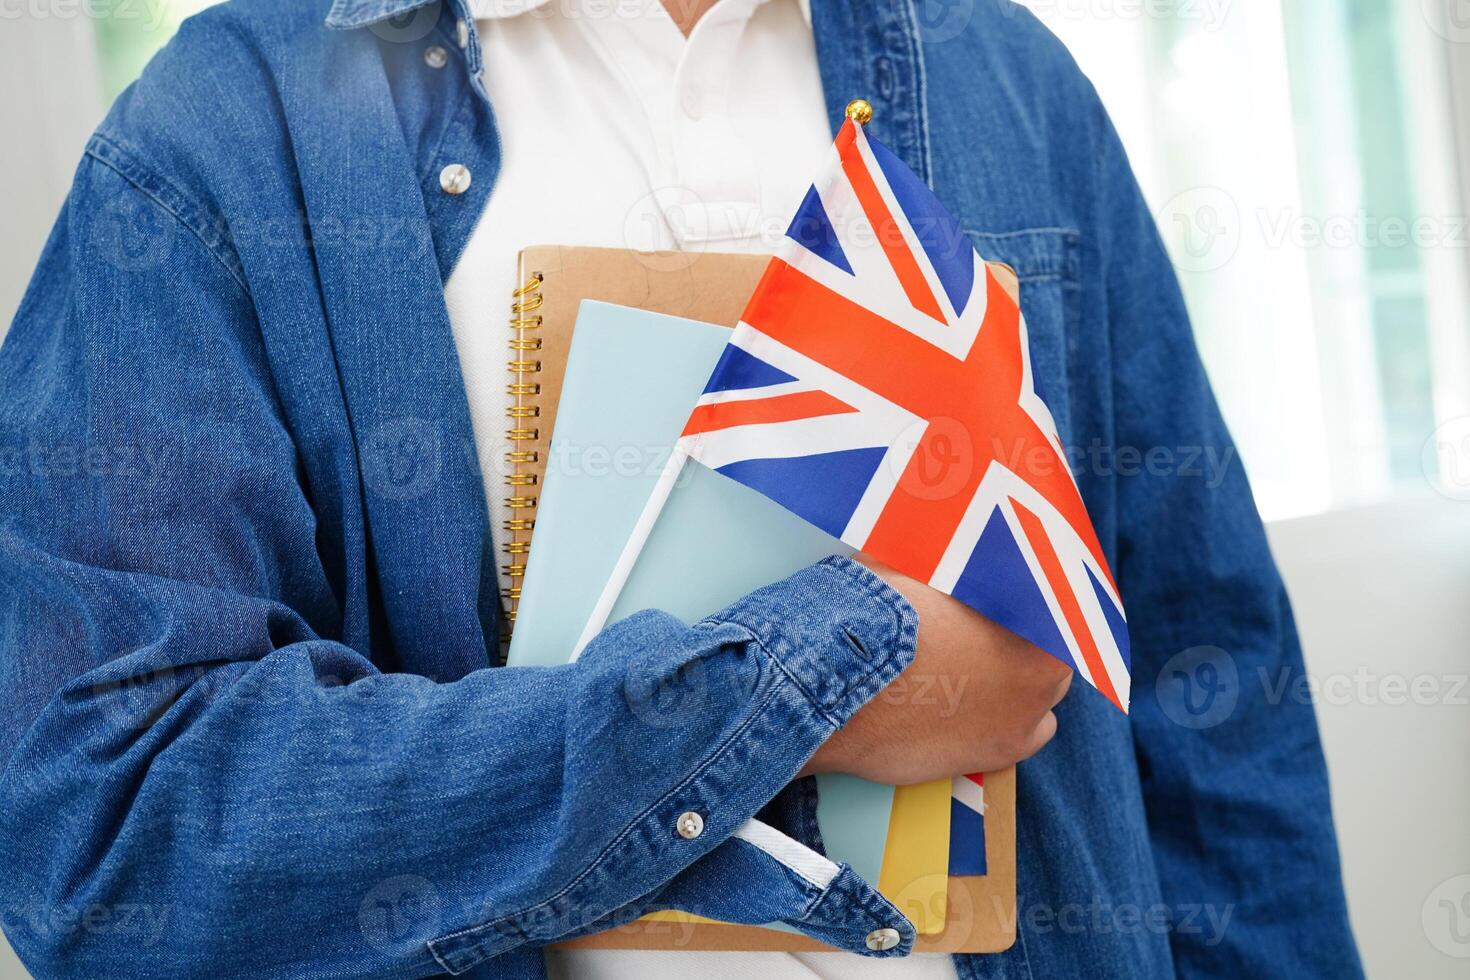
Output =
[{"x1": 507, "y1": 301, "x2": 947, "y2": 919}]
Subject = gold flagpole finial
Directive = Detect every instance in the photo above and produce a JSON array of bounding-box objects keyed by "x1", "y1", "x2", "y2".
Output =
[{"x1": 845, "y1": 99, "x2": 873, "y2": 126}]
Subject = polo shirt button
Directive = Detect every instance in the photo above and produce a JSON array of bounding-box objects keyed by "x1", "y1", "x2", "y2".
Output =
[
  {"x1": 675, "y1": 811, "x2": 704, "y2": 840},
  {"x1": 439, "y1": 164, "x2": 472, "y2": 195},
  {"x1": 865, "y1": 928, "x2": 901, "y2": 951},
  {"x1": 424, "y1": 45, "x2": 448, "y2": 69}
]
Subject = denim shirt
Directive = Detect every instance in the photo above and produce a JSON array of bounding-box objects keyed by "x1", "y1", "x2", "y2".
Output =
[{"x1": 0, "y1": 0, "x2": 1362, "y2": 977}]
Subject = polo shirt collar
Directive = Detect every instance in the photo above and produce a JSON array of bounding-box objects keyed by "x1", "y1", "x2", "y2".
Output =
[
  {"x1": 326, "y1": 0, "x2": 811, "y2": 29},
  {"x1": 467, "y1": 0, "x2": 811, "y2": 25},
  {"x1": 468, "y1": 0, "x2": 552, "y2": 15}
]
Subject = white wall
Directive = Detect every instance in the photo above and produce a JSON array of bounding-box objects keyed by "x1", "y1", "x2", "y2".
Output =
[
  {"x1": 0, "y1": 15, "x2": 104, "y2": 977},
  {"x1": 1267, "y1": 497, "x2": 1470, "y2": 978},
  {"x1": 0, "y1": 12, "x2": 103, "y2": 331}
]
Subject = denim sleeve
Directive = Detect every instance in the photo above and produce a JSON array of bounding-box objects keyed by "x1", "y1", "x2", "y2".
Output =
[
  {"x1": 1090, "y1": 104, "x2": 1363, "y2": 976},
  {"x1": 0, "y1": 159, "x2": 916, "y2": 978}
]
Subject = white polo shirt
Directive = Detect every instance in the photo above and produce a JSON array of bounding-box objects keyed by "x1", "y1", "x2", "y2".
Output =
[{"x1": 443, "y1": 0, "x2": 959, "y2": 976}]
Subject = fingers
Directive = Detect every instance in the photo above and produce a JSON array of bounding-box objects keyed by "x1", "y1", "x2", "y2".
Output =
[
  {"x1": 962, "y1": 710, "x2": 1058, "y2": 774},
  {"x1": 1023, "y1": 709, "x2": 1058, "y2": 758},
  {"x1": 824, "y1": 703, "x2": 1063, "y2": 784},
  {"x1": 1049, "y1": 668, "x2": 1073, "y2": 707},
  {"x1": 1009, "y1": 641, "x2": 1072, "y2": 709}
]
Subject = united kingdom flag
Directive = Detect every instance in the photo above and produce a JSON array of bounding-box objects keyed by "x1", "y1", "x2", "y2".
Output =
[{"x1": 678, "y1": 117, "x2": 1132, "y2": 714}]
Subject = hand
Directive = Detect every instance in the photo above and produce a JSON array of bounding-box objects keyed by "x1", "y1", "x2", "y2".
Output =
[{"x1": 799, "y1": 556, "x2": 1072, "y2": 784}]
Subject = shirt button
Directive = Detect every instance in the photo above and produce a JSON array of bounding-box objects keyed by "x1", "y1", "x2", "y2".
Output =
[
  {"x1": 439, "y1": 164, "x2": 472, "y2": 195},
  {"x1": 865, "y1": 927, "x2": 901, "y2": 951},
  {"x1": 423, "y1": 45, "x2": 448, "y2": 69},
  {"x1": 675, "y1": 811, "x2": 704, "y2": 840},
  {"x1": 455, "y1": 18, "x2": 469, "y2": 48}
]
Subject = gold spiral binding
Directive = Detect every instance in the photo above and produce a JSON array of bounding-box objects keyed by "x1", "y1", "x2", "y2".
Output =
[{"x1": 503, "y1": 270, "x2": 545, "y2": 640}]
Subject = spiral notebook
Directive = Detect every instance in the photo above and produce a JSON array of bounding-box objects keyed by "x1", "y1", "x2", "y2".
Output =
[{"x1": 500, "y1": 246, "x2": 768, "y2": 633}]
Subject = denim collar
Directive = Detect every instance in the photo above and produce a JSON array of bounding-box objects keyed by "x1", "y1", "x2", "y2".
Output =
[
  {"x1": 322, "y1": 0, "x2": 932, "y2": 194},
  {"x1": 328, "y1": 0, "x2": 813, "y2": 31},
  {"x1": 325, "y1": 0, "x2": 444, "y2": 30}
]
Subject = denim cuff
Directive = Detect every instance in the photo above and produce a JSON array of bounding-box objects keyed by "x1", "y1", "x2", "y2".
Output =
[
  {"x1": 793, "y1": 863, "x2": 917, "y2": 956},
  {"x1": 559, "y1": 831, "x2": 917, "y2": 960},
  {"x1": 427, "y1": 556, "x2": 919, "y2": 973},
  {"x1": 713, "y1": 554, "x2": 919, "y2": 728}
]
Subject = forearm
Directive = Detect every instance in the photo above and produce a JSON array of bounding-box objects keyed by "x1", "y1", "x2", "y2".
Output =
[
  {"x1": 0, "y1": 159, "x2": 920, "y2": 975},
  {"x1": 0, "y1": 558, "x2": 914, "y2": 977}
]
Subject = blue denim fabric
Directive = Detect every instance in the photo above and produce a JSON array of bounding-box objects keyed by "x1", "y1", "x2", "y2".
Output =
[{"x1": 0, "y1": 0, "x2": 1361, "y2": 977}]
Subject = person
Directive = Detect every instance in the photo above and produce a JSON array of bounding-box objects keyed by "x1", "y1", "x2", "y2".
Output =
[{"x1": 0, "y1": 0, "x2": 1362, "y2": 977}]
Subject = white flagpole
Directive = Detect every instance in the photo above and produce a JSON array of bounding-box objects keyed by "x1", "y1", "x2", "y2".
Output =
[{"x1": 571, "y1": 445, "x2": 689, "y2": 659}]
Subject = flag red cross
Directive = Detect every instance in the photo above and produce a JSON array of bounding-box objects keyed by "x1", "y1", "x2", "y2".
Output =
[{"x1": 742, "y1": 259, "x2": 1124, "y2": 708}]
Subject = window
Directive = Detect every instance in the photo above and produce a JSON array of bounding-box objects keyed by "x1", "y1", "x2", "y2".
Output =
[
  {"x1": 1035, "y1": 0, "x2": 1470, "y2": 519},
  {"x1": 91, "y1": 0, "x2": 219, "y2": 100}
]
